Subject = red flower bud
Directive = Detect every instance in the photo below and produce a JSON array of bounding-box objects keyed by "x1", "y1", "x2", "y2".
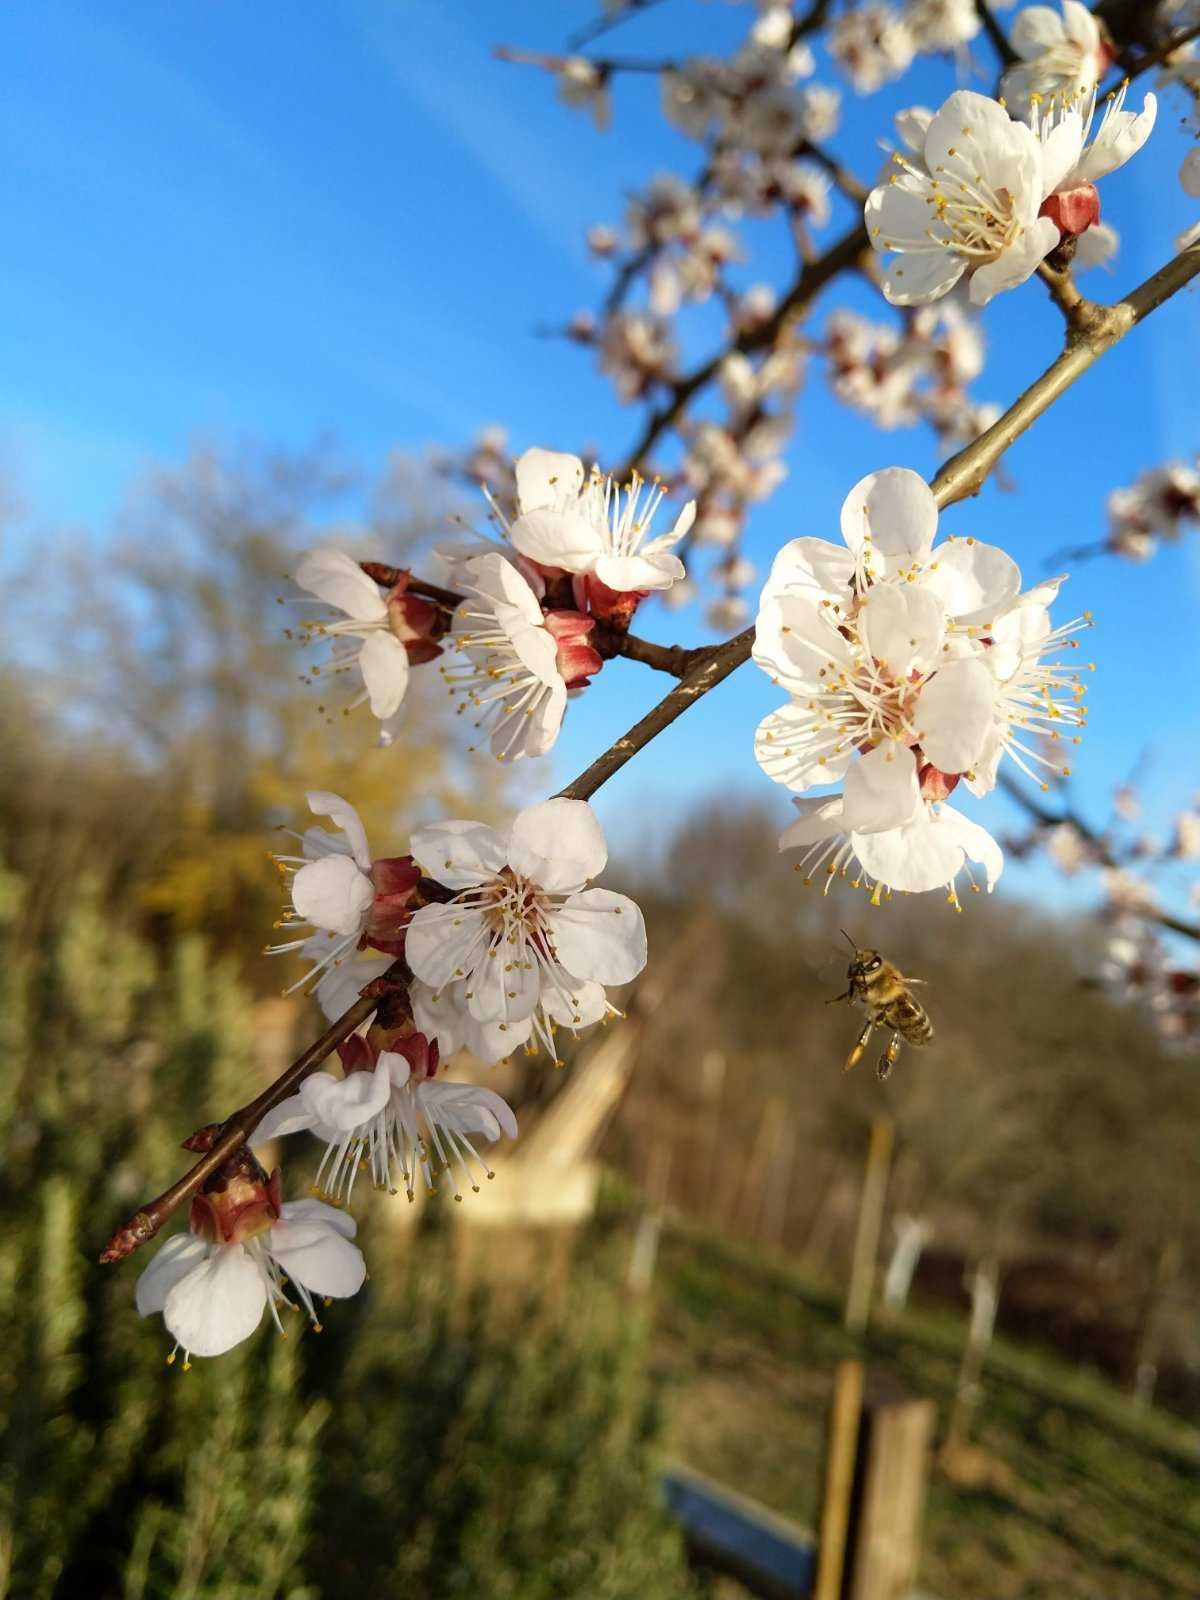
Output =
[
  {"x1": 543, "y1": 609, "x2": 604, "y2": 689},
  {"x1": 573, "y1": 573, "x2": 648, "y2": 630},
  {"x1": 1039, "y1": 183, "x2": 1100, "y2": 238},
  {"x1": 365, "y1": 855, "x2": 423, "y2": 953}
]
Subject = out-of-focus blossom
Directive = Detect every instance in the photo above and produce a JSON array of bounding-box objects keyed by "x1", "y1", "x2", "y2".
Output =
[
  {"x1": 830, "y1": 5, "x2": 916, "y2": 91},
  {"x1": 556, "y1": 57, "x2": 611, "y2": 131},
  {"x1": 1001, "y1": 2, "x2": 1113, "y2": 116}
]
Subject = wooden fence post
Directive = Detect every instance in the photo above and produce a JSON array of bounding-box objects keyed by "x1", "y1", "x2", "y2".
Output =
[
  {"x1": 844, "y1": 1117, "x2": 893, "y2": 1335},
  {"x1": 845, "y1": 1388, "x2": 937, "y2": 1600},
  {"x1": 814, "y1": 1359, "x2": 865, "y2": 1600}
]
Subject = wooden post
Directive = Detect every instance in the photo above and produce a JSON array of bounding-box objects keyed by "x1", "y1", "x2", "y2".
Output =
[
  {"x1": 946, "y1": 1255, "x2": 1000, "y2": 1448},
  {"x1": 845, "y1": 1389, "x2": 937, "y2": 1600},
  {"x1": 844, "y1": 1117, "x2": 893, "y2": 1335},
  {"x1": 813, "y1": 1360, "x2": 864, "y2": 1600},
  {"x1": 628, "y1": 1140, "x2": 672, "y2": 1295}
]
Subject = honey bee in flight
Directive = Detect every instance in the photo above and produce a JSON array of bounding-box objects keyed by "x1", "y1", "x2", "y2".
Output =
[{"x1": 829, "y1": 932, "x2": 932, "y2": 1081}]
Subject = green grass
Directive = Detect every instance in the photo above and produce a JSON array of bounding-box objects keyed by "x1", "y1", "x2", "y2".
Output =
[{"x1": 642, "y1": 1222, "x2": 1200, "y2": 1600}]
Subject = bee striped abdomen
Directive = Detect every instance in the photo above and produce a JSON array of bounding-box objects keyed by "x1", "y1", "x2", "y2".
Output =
[{"x1": 881, "y1": 993, "x2": 932, "y2": 1046}]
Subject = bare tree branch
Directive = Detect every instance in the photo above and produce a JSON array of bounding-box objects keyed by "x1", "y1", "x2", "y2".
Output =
[{"x1": 998, "y1": 773, "x2": 1200, "y2": 944}]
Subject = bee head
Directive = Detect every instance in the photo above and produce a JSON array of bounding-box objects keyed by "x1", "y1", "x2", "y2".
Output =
[
  {"x1": 849, "y1": 948, "x2": 883, "y2": 979},
  {"x1": 841, "y1": 929, "x2": 881, "y2": 979}
]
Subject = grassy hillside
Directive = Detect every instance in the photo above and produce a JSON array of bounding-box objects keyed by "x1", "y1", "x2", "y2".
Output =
[{"x1": 639, "y1": 1221, "x2": 1200, "y2": 1600}]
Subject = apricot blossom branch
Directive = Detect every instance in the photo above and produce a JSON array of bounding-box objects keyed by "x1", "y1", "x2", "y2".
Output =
[{"x1": 102, "y1": 239, "x2": 1200, "y2": 1269}]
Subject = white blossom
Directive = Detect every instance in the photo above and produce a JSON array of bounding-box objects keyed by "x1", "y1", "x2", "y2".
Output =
[
  {"x1": 753, "y1": 467, "x2": 1087, "y2": 901},
  {"x1": 268, "y1": 793, "x2": 379, "y2": 989},
  {"x1": 439, "y1": 554, "x2": 573, "y2": 762},
  {"x1": 253, "y1": 1040, "x2": 518, "y2": 1205},
  {"x1": 866, "y1": 90, "x2": 1062, "y2": 306},
  {"x1": 136, "y1": 1197, "x2": 364, "y2": 1365},
  {"x1": 830, "y1": 5, "x2": 916, "y2": 92},
  {"x1": 293, "y1": 547, "x2": 410, "y2": 735},
  {"x1": 506, "y1": 447, "x2": 696, "y2": 593},
  {"x1": 1001, "y1": 2, "x2": 1111, "y2": 116},
  {"x1": 405, "y1": 799, "x2": 647, "y2": 1064}
]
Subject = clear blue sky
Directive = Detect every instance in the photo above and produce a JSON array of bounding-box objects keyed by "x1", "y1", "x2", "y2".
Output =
[{"x1": 2, "y1": 0, "x2": 1198, "y2": 907}]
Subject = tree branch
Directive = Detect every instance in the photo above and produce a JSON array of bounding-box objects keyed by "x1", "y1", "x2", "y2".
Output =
[
  {"x1": 975, "y1": 0, "x2": 1018, "y2": 67},
  {"x1": 617, "y1": 219, "x2": 871, "y2": 476},
  {"x1": 998, "y1": 774, "x2": 1200, "y2": 944},
  {"x1": 99, "y1": 982, "x2": 391, "y2": 1263},
  {"x1": 931, "y1": 243, "x2": 1200, "y2": 510}
]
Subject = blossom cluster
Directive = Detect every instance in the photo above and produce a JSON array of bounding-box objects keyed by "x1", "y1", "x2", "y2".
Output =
[
  {"x1": 136, "y1": 789, "x2": 647, "y2": 1361},
  {"x1": 753, "y1": 467, "x2": 1090, "y2": 904},
  {"x1": 1105, "y1": 457, "x2": 1200, "y2": 560},
  {"x1": 294, "y1": 446, "x2": 694, "y2": 760},
  {"x1": 866, "y1": 85, "x2": 1155, "y2": 307}
]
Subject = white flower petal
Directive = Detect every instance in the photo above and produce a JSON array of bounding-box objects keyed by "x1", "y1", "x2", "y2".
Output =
[
  {"x1": 550, "y1": 889, "x2": 647, "y2": 985},
  {"x1": 268, "y1": 1217, "x2": 366, "y2": 1299},
  {"x1": 753, "y1": 593, "x2": 854, "y2": 693},
  {"x1": 924, "y1": 538, "x2": 1022, "y2": 624},
  {"x1": 515, "y1": 448, "x2": 585, "y2": 514},
  {"x1": 314, "y1": 949, "x2": 392, "y2": 1022},
  {"x1": 1072, "y1": 94, "x2": 1156, "y2": 186},
  {"x1": 778, "y1": 796, "x2": 846, "y2": 852},
  {"x1": 880, "y1": 249, "x2": 966, "y2": 308},
  {"x1": 968, "y1": 216, "x2": 1060, "y2": 305},
  {"x1": 842, "y1": 745, "x2": 922, "y2": 834},
  {"x1": 162, "y1": 1244, "x2": 267, "y2": 1359},
  {"x1": 542, "y1": 977, "x2": 609, "y2": 1028},
  {"x1": 410, "y1": 819, "x2": 507, "y2": 889},
  {"x1": 857, "y1": 582, "x2": 945, "y2": 678},
  {"x1": 405, "y1": 904, "x2": 488, "y2": 988},
  {"x1": 294, "y1": 548, "x2": 387, "y2": 622},
  {"x1": 840, "y1": 468, "x2": 939, "y2": 574},
  {"x1": 418, "y1": 1080, "x2": 518, "y2": 1143},
  {"x1": 761, "y1": 537, "x2": 855, "y2": 607},
  {"x1": 466, "y1": 940, "x2": 541, "y2": 1023},
  {"x1": 305, "y1": 792, "x2": 373, "y2": 873},
  {"x1": 291, "y1": 854, "x2": 374, "y2": 938},
  {"x1": 462, "y1": 552, "x2": 546, "y2": 628},
  {"x1": 754, "y1": 703, "x2": 854, "y2": 792},
  {"x1": 278, "y1": 1197, "x2": 358, "y2": 1238},
  {"x1": 1010, "y1": 5, "x2": 1065, "y2": 57},
  {"x1": 135, "y1": 1232, "x2": 211, "y2": 1317},
  {"x1": 507, "y1": 799, "x2": 608, "y2": 891},
  {"x1": 510, "y1": 506, "x2": 606, "y2": 573},
  {"x1": 593, "y1": 552, "x2": 686, "y2": 592},
  {"x1": 357, "y1": 632, "x2": 410, "y2": 720},
  {"x1": 914, "y1": 658, "x2": 997, "y2": 773},
  {"x1": 251, "y1": 1093, "x2": 317, "y2": 1145},
  {"x1": 300, "y1": 1059, "x2": 392, "y2": 1132}
]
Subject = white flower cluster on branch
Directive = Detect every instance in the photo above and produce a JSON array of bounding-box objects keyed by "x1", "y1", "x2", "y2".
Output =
[
  {"x1": 115, "y1": 0, "x2": 1200, "y2": 1364},
  {"x1": 754, "y1": 467, "x2": 1090, "y2": 904}
]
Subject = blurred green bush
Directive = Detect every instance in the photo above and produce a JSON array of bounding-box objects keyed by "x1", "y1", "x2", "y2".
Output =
[{"x1": 0, "y1": 877, "x2": 696, "y2": 1600}]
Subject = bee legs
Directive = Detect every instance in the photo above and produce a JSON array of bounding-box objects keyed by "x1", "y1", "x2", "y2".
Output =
[
  {"x1": 877, "y1": 1033, "x2": 902, "y2": 1081},
  {"x1": 844, "y1": 1019, "x2": 874, "y2": 1073}
]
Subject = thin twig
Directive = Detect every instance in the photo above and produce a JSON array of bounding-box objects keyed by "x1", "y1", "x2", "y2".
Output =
[
  {"x1": 569, "y1": 0, "x2": 670, "y2": 50},
  {"x1": 617, "y1": 220, "x2": 871, "y2": 476},
  {"x1": 975, "y1": 0, "x2": 1018, "y2": 67},
  {"x1": 1037, "y1": 261, "x2": 1089, "y2": 329},
  {"x1": 998, "y1": 773, "x2": 1200, "y2": 944},
  {"x1": 99, "y1": 984, "x2": 391, "y2": 1262},
  {"x1": 556, "y1": 626, "x2": 755, "y2": 801}
]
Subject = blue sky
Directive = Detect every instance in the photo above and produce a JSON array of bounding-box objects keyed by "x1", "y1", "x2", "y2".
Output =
[{"x1": 2, "y1": 0, "x2": 1198, "y2": 907}]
